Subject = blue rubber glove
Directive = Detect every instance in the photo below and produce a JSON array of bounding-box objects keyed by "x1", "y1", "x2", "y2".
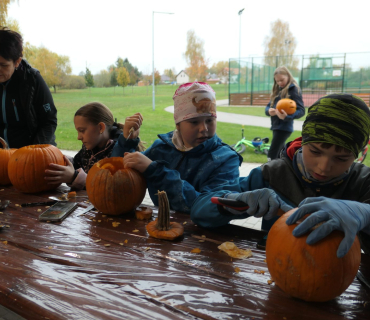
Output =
[
  {"x1": 225, "y1": 188, "x2": 293, "y2": 219},
  {"x1": 286, "y1": 197, "x2": 370, "y2": 258}
]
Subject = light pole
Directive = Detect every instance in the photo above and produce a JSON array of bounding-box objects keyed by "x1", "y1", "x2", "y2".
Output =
[
  {"x1": 284, "y1": 39, "x2": 292, "y2": 66},
  {"x1": 152, "y1": 11, "x2": 174, "y2": 111},
  {"x1": 238, "y1": 8, "x2": 244, "y2": 93}
]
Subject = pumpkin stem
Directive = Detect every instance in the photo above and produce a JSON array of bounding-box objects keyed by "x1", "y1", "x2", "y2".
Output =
[
  {"x1": 0, "y1": 137, "x2": 9, "y2": 150},
  {"x1": 156, "y1": 190, "x2": 170, "y2": 231}
]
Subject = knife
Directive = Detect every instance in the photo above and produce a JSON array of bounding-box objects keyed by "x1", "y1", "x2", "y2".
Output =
[
  {"x1": 126, "y1": 127, "x2": 134, "y2": 140},
  {"x1": 77, "y1": 204, "x2": 95, "y2": 216}
]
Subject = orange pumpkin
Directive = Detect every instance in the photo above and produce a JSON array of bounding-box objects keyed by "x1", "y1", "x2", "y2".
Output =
[
  {"x1": 266, "y1": 209, "x2": 361, "y2": 302},
  {"x1": 86, "y1": 157, "x2": 146, "y2": 215},
  {"x1": 276, "y1": 98, "x2": 297, "y2": 115},
  {"x1": 8, "y1": 144, "x2": 65, "y2": 193},
  {"x1": 0, "y1": 137, "x2": 17, "y2": 185}
]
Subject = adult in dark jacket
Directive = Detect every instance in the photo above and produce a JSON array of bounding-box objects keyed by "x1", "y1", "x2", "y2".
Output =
[
  {"x1": 265, "y1": 66, "x2": 305, "y2": 160},
  {"x1": 0, "y1": 27, "x2": 57, "y2": 148}
]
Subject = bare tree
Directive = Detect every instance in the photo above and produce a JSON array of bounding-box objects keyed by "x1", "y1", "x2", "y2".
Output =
[{"x1": 263, "y1": 19, "x2": 299, "y2": 70}]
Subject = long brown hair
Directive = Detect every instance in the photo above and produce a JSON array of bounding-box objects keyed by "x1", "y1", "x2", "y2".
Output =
[
  {"x1": 75, "y1": 102, "x2": 145, "y2": 151},
  {"x1": 270, "y1": 66, "x2": 300, "y2": 105}
]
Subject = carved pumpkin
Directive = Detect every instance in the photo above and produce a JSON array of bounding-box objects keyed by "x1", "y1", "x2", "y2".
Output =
[
  {"x1": 8, "y1": 144, "x2": 65, "y2": 193},
  {"x1": 0, "y1": 137, "x2": 17, "y2": 185},
  {"x1": 276, "y1": 98, "x2": 297, "y2": 115},
  {"x1": 266, "y1": 209, "x2": 361, "y2": 302},
  {"x1": 86, "y1": 157, "x2": 146, "y2": 215}
]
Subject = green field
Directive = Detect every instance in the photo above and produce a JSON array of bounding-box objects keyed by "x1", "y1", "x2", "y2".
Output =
[{"x1": 52, "y1": 85, "x2": 368, "y2": 166}]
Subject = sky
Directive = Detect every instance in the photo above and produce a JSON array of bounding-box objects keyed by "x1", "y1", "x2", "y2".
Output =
[{"x1": 7, "y1": 0, "x2": 370, "y2": 76}]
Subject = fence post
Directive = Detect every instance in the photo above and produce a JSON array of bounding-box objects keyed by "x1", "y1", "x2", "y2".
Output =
[
  {"x1": 300, "y1": 55, "x2": 304, "y2": 91},
  {"x1": 228, "y1": 59, "x2": 231, "y2": 106},
  {"x1": 342, "y1": 53, "x2": 346, "y2": 93},
  {"x1": 251, "y1": 58, "x2": 254, "y2": 105}
]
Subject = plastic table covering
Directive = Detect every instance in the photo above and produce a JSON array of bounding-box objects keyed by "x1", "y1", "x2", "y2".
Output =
[{"x1": 0, "y1": 185, "x2": 369, "y2": 320}]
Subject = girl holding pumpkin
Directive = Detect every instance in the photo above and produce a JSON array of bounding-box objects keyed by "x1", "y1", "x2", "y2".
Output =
[
  {"x1": 111, "y1": 82, "x2": 242, "y2": 214},
  {"x1": 265, "y1": 66, "x2": 305, "y2": 160},
  {"x1": 191, "y1": 93, "x2": 370, "y2": 258},
  {"x1": 45, "y1": 102, "x2": 144, "y2": 190}
]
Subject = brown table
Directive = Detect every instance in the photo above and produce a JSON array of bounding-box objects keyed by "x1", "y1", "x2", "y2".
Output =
[{"x1": 0, "y1": 185, "x2": 369, "y2": 320}]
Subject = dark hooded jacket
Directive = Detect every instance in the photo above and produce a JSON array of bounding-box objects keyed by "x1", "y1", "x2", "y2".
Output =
[{"x1": 0, "y1": 59, "x2": 57, "y2": 147}]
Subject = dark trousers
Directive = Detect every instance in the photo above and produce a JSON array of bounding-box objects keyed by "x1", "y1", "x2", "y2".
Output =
[{"x1": 267, "y1": 130, "x2": 292, "y2": 160}]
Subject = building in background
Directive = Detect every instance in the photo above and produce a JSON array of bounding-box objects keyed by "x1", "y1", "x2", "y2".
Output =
[{"x1": 176, "y1": 70, "x2": 189, "y2": 84}]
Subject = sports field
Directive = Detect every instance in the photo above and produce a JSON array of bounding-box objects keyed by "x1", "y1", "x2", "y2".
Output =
[{"x1": 53, "y1": 85, "x2": 368, "y2": 166}]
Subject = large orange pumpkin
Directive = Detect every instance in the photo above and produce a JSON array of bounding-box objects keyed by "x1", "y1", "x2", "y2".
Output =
[
  {"x1": 0, "y1": 137, "x2": 17, "y2": 185},
  {"x1": 266, "y1": 209, "x2": 361, "y2": 302},
  {"x1": 86, "y1": 157, "x2": 147, "y2": 215},
  {"x1": 276, "y1": 98, "x2": 297, "y2": 115},
  {"x1": 8, "y1": 144, "x2": 65, "y2": 193}
]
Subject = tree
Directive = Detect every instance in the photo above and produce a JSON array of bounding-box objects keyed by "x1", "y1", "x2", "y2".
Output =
[
  {"x1": 107, "y1": 64, "x2": 118, "y2": 87},
  {"x1": 0, "y1": 0, "x2": 16, "y2": 26},
  {"x1": 115, "y1": 57, "x2": 142, "y2": 85},
  {"x1": 209, "y1": 61, "x2": 229, "y2": 83},
  {"x1": 263, "y1": 19, "x2": 298, "y2": 70},
  {"x1": 85, "y1": 67, "x2": 94, "y2": 87},
  {"x1": 94, "y1": 70, "x2": 110, "y2": 88},
  {"x1": 62, "y1": 75, "x2": 86, "y2": 89},
  {"x1": 25, "y1": 46, "x2": 72, "y2": 93},
  {"x1": 116, "y1": 67, "x2": 130, "y2": 94},
  {"x1": 164, "y1": 68, "x2": 176, "y2": 82},
  {"x1": 184, "y1": 30, "x2": 208, "y2": 82}
]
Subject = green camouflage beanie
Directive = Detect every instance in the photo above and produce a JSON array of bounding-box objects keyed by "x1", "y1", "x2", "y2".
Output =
[{"x1": 302, "y1": 93, "x2": 370, "y2": 157}]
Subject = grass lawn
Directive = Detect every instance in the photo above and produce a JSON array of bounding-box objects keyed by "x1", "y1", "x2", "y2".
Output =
[{"x1": 52, "y1": 85, "x2": 369, "y2": 166}]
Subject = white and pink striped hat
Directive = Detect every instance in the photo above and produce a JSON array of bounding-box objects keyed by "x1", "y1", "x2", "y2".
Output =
[{"x1": 173, "y1": 82, "x2": 217, "y2": 124}]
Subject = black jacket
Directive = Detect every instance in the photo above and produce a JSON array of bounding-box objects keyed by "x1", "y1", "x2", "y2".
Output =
[
  {"x1": 264, "y1": 83, "x2": 305, "y2": 133},
  {"x1": 0, "y1": 59, "x2": 57, "y2": 147}
]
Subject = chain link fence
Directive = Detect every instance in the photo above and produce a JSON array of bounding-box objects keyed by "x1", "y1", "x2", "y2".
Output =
[{"x1": 229, "y1": 52, "x2": 370, "y2": 106}]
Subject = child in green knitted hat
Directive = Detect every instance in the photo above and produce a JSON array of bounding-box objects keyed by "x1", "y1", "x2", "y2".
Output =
[{"x1": 191, "y1": 93, "x2": 370, "y2": 258}]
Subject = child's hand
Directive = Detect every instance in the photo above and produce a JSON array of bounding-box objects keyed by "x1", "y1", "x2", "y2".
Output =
[
  {"x1": 123, "y1": 152, "x2": 152, "y2": 173},
  {"x1": 275, "y1": 108, "x2": 287, "y2": 120},
  {"x1": 124, "y1": 113, "x2": 143, "y2": 140},
  {"x1": 268, "y1": 108, "x2": 276, "y2": 116},
  {"x1": 45, "y1": 155, "x2": 75, "y2": 184}
]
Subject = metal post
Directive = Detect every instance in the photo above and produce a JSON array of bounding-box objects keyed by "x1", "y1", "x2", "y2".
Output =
[
  {"x1": 342, "y1": 53, "x2": 346, "y2": 93},
  {"x1": 251, "y1": 57, "x2": 254, "y2": 105},
  {"x1": 152, "y1": 11, "x2": 174, "y2": 111},
  {"x1": 238, "y1": 8, "x2": 244, "y2": 94},
  {"x1": 300, "y1": 55, "x2": 304, "y2": 90},
  {"x1": 228, "y1": 59, "x2": 231, "y2": 105},
  {"x1": 152, "y1": 11, "x2": 155, "y2": 111}
]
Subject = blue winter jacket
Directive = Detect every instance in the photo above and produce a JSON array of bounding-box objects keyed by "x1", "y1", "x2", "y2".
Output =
[
  {"x1": 265, "y1": 83, "x2": 305, "y2": 132},
  {"x1": 111, "y1": 131, "x2": 242, "y2": 213}
]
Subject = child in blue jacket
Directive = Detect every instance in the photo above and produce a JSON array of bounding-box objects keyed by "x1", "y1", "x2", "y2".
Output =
[
  {"x1": 111, "y1": 82, "x2": 242, "y2": 213},
  {"x1": 191, "y1": 93, "x2": 370, "y2": 258},
  {"x1": 265, "y1": 66, "x2": 305, "y2": 160}
]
